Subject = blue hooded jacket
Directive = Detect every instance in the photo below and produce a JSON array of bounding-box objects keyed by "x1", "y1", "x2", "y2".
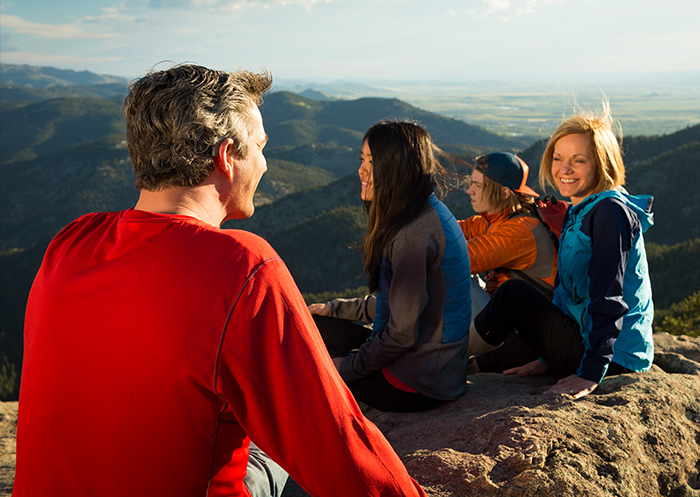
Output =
[{"x1": 553, "y1": 189, "x2": 654, "y2": 382}]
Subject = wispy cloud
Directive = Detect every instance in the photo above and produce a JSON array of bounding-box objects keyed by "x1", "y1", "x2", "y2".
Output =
[
  {"x1": 483, "y1": 0, "x2": 511, "y2": 14},
  {"x1": 0, "y1": 51, "x2": 123, "y2": 65},
  {"x1": 482, "y1": 0, "x2": 569, "y2": 18},
  {"x1": 148, "y1": 0, "x2": 331, "y2": 10},
  {"x1": 274, "y1": 0, "x2": 332, "y2": 8},
  {"x1": 0, "y1": 34, "x2": 19, "y2": 52},
  {"x1": 0, "y1": 15, "x2": 122, "y2": 39}
]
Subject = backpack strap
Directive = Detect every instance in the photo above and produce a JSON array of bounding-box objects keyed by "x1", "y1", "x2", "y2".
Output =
[
  {"x1": 505, "y1": 268, "x2": 555, "y2": 299},
  {"x1": 533, "y1": 196, "x2": 570, "y2": 251}
]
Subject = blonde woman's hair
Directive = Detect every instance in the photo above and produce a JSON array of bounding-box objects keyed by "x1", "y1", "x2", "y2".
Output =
[{"x1": 539, "y1": 101, "x2": 625, "y2": 194}]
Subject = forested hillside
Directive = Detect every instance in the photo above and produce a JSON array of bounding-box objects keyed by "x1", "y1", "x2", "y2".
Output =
[{"x1": 1, "y1": 65, "x2": 698, "y2": 401}]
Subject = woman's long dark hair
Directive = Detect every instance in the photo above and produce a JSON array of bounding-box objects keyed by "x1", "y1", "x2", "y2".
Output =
[{"x1": 362, "y1": 121, "x2": 451, "y2": 292}]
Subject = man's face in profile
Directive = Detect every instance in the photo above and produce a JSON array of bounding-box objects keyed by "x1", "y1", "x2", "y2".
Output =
[{"x1": 226, "y1": 105, "x2": 268, "y2": 220}]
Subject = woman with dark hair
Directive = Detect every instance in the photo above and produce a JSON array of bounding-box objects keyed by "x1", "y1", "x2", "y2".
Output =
[
  {"x1": 472, "y1": 104, "x2": 654, "y2": 399},
  {"x1": 308, "y1": 121, "x2": 472, "y2": 413}
]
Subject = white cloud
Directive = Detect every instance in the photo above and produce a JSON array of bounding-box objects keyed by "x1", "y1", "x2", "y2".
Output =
[
  {"x1": 513, "y1": 0, "x2": 566, "y2": 16},
  {"x1": 483, "y1": 0, "x2": 511, "y2": 14},
  {"x1": 0, "y1": 14, "x2": 121, "y2": 39},
  {"x1": 147, "y1": 0, "x2": 331, "y2": 11},
  {"x1": 0, "y1": 51, "x2": 123, "y2": 65},
  {"x1": 0, "y1": 34, "x2": 19, "y2": 52},
  {"x1": 482, "y1": 0, "x2": 569, "y2": 18},
  {"x1": 218, "y1": 1, "x2": 267, "y2": 12},
  {"x1": 274, "y1": 0, "x2": 332, "y2": 8}
]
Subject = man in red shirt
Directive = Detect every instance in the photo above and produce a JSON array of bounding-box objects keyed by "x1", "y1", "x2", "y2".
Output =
[{"x1": 14, "y1": 64, "x2": 426, "y2": 497}]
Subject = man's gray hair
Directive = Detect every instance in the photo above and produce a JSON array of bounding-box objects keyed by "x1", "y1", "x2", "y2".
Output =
[{"x1": 124, "y1": 64, "x2": 272, "y2": 191}]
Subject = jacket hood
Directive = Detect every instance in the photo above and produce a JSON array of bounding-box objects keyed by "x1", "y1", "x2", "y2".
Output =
[{"x1": 573, "y1": 189, "x2": 654, "y2": 234}]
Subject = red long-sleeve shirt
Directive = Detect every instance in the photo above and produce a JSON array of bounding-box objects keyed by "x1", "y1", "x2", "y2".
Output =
[{"x1": 15, "y1": 209, "x2": 426, "y2": 497}]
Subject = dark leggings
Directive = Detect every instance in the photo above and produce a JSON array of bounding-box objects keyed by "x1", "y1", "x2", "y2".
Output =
[
  {"x1": 313, "y1": 315, "x2": 445, "y2": 412},
  {"x1": 474, "y1": 279, "x2": 631, "y2": 378}
]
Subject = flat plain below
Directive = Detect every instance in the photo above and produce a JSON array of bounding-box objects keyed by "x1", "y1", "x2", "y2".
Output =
[{"x1": 297, "y1": 76, "x2": 700, "y2": 139}]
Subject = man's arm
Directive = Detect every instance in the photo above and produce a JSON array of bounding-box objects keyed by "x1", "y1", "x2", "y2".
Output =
[{"x1": 217, "y1": 258, "x2": 425, "y2": 496}]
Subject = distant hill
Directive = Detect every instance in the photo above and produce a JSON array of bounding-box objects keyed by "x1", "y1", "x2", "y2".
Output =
[
  {"x1": 0, "y1": 134, "x2": 137, "y2": 251},
  {"x1": 0, "y1": 84, "x2": 527, "y2": 251},
  {"x1": 0, "y1": 83, "x2": 128, "y2": 102},
  {"x1": 0, "y1": 63, "x2": 130, "y2": 88},
  {"x1": 274, "y1": 79, "x2": 397, "y2": 100},
  {"x1": 260, "y1": 91, "x2": 528, "y2": 181},
  {"x1": 623, "y1": 125, "x2": 700, "y2": 245},
  {"x1": 0, "y1": 97, "x2": 125, "y2": 164},
  {"x1": 263, "y1": 91, "x2": 530, "y2": 152},
  {"x1": 298, "y1": 89, "x2": 335, "y2": 101}
]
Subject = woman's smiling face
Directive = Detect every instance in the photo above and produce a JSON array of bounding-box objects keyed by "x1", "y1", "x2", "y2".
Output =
[
  {"x1": 552, "y1": 133, "x2": 599, "y2": 205},
  {"x1": 358, "y1": 140, "x2": 374, "y2": 201}
]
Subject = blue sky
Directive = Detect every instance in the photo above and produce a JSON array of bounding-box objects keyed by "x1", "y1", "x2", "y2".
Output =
[{"x1": 1, "y1": 0, "x2": 699, "y2": 83}]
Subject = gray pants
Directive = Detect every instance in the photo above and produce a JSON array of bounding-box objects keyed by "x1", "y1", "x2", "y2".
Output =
[{"x1": 244, "y1": 442, "x2": 289, "y2": 497}]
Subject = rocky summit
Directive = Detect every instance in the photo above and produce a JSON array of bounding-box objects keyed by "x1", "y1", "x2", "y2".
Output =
[
  {"x1": 2, "y1": 332, "x2": 699, "y2": 496},
  {"x1": 287, "y1": 332, "x2": 700, "y2": 497}
]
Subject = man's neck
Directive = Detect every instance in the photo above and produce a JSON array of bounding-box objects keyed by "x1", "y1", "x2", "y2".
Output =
[{"x1": 134, "y1": 184, "x2": 226, "y2": 227}]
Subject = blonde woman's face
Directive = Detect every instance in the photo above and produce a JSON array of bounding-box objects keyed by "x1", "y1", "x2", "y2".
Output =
[
  {"x1": 552, "y1": 133, "x2": 598, "y2": 206},
  {"x1": 359, "y1": 140, "x2": 374, "y2": 201}
]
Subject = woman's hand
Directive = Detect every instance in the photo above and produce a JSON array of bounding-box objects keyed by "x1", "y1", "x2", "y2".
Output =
[
  {"x1": 308, "y1": 303, "x2": 331, "y2": 316},
  {"x1": 332, "y1": 356, "x2": 344, "y2": 372},
  {"x1": 547, "y1": 374, "x2": 598, "y2": 399},
  {"x1": 503, "y1": 359, "x2": 550, "y2": 377}
]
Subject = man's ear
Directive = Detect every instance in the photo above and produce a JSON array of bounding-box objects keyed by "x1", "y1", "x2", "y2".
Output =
[
  {"x1": 502, "y1": 187, "x2": 511, "y2": 201},
  {"x1": 215, "y1": 138, "x2": 236, "y2": 180}
]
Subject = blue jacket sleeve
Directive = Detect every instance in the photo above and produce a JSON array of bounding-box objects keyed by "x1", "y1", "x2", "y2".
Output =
[{"x1": 577, "y1": 198, "x2": 640, "y2": 382}]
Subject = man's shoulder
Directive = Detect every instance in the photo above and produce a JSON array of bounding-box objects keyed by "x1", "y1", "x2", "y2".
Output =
[
  {"x1": 58, "y1": 210, "x2": 281, "y2": 267},
  {"x1": 176, "y1": 222, "x2": 279, "y2": 261}
]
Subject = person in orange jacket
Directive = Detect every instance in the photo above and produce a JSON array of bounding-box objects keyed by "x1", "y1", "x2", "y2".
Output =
[{"x1": 458, "y1": 152, "x2": 558, "y2": 372}]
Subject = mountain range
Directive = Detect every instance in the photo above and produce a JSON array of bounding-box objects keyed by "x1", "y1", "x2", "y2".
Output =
[{"x1": 0, "y1": 64, "x2": 698, "y2": 401}]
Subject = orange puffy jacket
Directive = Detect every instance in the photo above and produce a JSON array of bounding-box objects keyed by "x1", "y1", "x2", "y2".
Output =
[{"x1": 458, "y1": 207, "x2": 557, "y2": 295}]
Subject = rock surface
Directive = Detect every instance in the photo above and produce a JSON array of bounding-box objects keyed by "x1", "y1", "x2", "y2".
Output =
[
  {"x1": 376, "y1": 369, "x2": 699, "y2": 497},
  {"x1": 2, "y1": 333, "x2": 699, "y2": 497},
  {"x1": 0, "y1": 402, "x2": 16, "y2": 496}
]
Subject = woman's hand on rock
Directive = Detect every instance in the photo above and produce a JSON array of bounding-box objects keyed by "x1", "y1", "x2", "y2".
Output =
[
  {"x1": 504, "y1": 359, "x2": 550, "y2": 377},
  {"x1": 308, "y1": 303, "x2": 331, "y2": 316},
  {"x1": 547, "y1": 374, "x2": 598, "y2": 399}
]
